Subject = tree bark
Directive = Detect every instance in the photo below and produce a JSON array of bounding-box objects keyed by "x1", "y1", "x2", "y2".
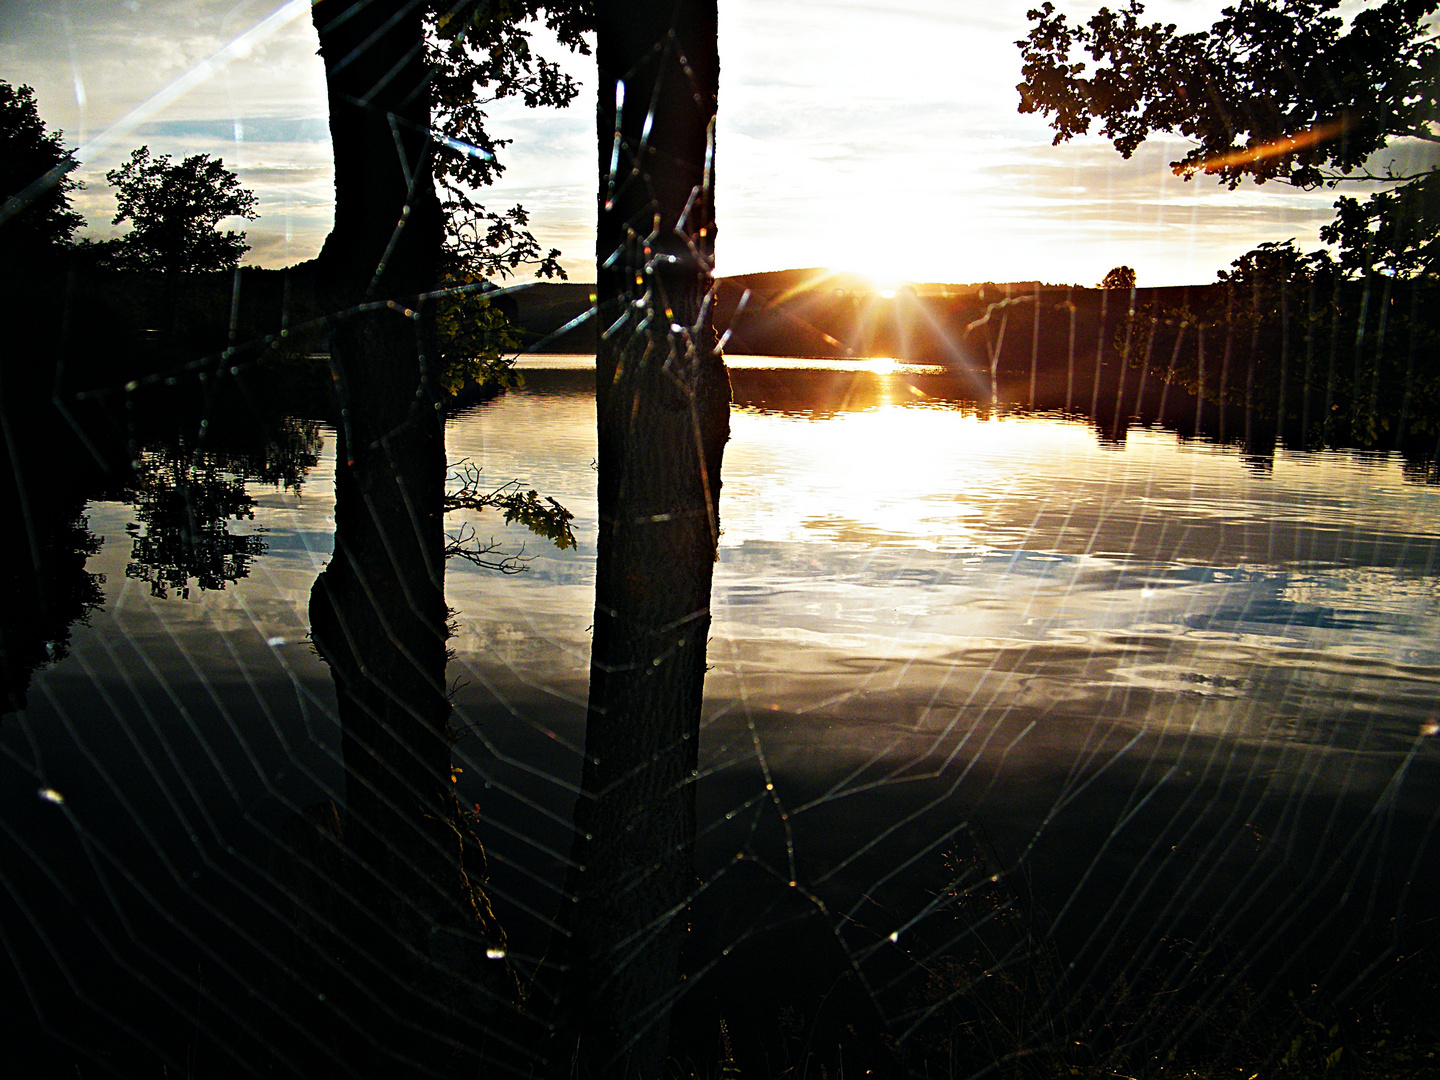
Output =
[
  {"x1": 306, "y1": 1, "x2": 507, "y2": 1071},
  {"x1": 548, "y1": 3, "x2": 728, "y2": 1077}
]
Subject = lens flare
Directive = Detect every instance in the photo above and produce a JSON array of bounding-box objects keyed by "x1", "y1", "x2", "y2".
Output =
[{"x1": 1180, "y1": 118, "x2": 1350, "y2": 177}]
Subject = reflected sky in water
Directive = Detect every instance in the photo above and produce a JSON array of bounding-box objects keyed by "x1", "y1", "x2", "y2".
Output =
[
  {"x1": 44, "y1": 355, "x2": 1439, "y2": 791},
  {"x1": 443, "y1": 357, "x2": 1440, "y2": 786},
  {"x1": 11, "y1": 353, "x2": 1438, "y2": 1029}
]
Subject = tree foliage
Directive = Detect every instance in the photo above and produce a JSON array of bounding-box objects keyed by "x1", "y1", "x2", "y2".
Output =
[
  {"x1": 105, "y1": 147, "x2": 258, "y2": 275},
  {"x1": 1323, "y1": 168, "x2": 1440, "y2": 278},
  {"x1": 420, "y1": 3, "x2": 594, "y2": 393},
  {"x1": 1018, "y1": 0, "x2": 1440, "y2": 277},
  {"x1": 1101, "y1": 264, "x2": 1137, "y2": 288},
  {"x1": 443, "y1": 459, "x2": 576, "y2": 575},
  {"x1": 0, "y1": 81, "x2": 83, "y2": 261},
  {"x1": 426, "y1": 1, "x2": 592, "y2": 280},
  {"x1": 433, "y1": 276, "x2": 525, "y2": 395}
]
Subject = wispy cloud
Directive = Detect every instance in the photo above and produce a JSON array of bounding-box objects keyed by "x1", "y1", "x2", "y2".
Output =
[
  {"x1": 3, "y1": 0, "x2": 330, "y2": 264},
  {"x1": 4, "y1": 0, "x2": 1391, "y2": 283},
  {"x1": 137, "y1": 117, "x2": 329, "y2": 143}
]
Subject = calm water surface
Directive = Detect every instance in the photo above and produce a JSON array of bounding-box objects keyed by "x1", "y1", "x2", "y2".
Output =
[
  {"x1": 9, "y1": 354, "x2": 1439, "y2": 1047},
  {"x1": 444, "y1": 356, "x2": 1440, "y2": 966},
  {"x1": 451, "y1": 356, "x2": 1440, "y2": 749}
]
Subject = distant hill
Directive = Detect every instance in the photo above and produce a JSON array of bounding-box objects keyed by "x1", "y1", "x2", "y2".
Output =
[
  {"x1": 721, "y1": 267, "x2": 877, "y2": 295},
  {"x1": 719, "y1": 267, "x2": 1048, "y2": 299},
  {"x1": 503, "y1": 268, "x2": 1217, "y2": 363}
]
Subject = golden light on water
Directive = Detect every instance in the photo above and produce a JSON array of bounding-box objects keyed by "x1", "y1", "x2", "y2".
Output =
[{"x1": 722, "y1": 388, "x2": 1099, "y2": 550}]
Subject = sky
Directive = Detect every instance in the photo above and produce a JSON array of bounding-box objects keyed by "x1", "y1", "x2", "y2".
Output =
[{"x1": 0, "y1": 0, "x2": 1407, "y2": 286}]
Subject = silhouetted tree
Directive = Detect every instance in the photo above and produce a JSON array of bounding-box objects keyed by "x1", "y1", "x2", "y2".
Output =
[
  {"x1": 1100, "y1": 265, "x2": 1136, "y2": 289},
  {"x1": 548, "y1": 2, "x2": 729, "y2": 1077},
  {"x1": 0, "y1": 81, "x2": 83, "y2": 265},
  {"x1": 1018, "y1": 0, "x2": 1440, "y2": 278},
  {"x1": 304, "y1": 0, "x2": 503, "y2": 1072},
  {"x1": 105, "y1": 147, "x2": 257, "y2": 275},
  {"x1": 1, "y1": 87, "x2": 99, "y2": 690},
  {"x1": 305, "y1": 0, "x2": 489, "y2": 1060}
]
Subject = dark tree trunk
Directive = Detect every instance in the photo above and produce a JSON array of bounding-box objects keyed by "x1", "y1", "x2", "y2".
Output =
[
  {"x1": 304, "y1": 1, "x2": 507, "y2": 1072},
  {"x1": 546, "y1": 2, "x2": 728, "y2": 1077}
]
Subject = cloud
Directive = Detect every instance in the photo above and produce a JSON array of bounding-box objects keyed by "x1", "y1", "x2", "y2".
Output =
[
  {"x1": 1, "y1": 0, "x2": 326, "y2": 136},
  {"x1": 4, "y1": 0, "x2": 1391, "y2": 283},
  {"x1": 137, "y1": 117, "x2": 329, "y2": 143},
  {"x1": 2, "y1": 0, "x2": 330, "y2": 264}
]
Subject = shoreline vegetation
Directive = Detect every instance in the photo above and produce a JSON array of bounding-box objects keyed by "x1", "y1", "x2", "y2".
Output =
[{"x1": 23, "y1": 258, "x2": 1440, "y2": 470}]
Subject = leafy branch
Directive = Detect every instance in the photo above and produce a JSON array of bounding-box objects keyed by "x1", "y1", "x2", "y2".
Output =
[
  {"x1": 426, "y1": 2, "x2": 592, "y2": 282},
  {"x1": 442, "y1": 459, "x2": 576, "y2": 574},
  {"x1": 1017, "y1": 0, "x2": 1440, "y2": 277}
]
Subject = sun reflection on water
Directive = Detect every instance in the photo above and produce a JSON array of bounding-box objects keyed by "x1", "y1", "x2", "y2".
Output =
[
  {"x1": 440, "y1": 357, "x2": 1440, "y2": 767},
  {"x1": 723, "y1": 394, "x2": 1099, "y2": 551}
]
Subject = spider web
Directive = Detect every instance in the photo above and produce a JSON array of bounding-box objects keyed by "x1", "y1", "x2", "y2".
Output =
[{"x1": 3, "y1": 3, "x2": 1439, "y2": 1079}]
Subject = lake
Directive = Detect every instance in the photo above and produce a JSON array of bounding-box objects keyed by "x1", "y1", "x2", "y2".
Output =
[{"x1": 4, "y1": 353, "x2": 1438, "y2": 1074}]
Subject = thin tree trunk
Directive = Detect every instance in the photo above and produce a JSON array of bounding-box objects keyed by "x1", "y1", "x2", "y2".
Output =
[
  {"x1": 310, "y1": 0, "x2": 448, "y2": 865},
  {"x1": 306, "y1": 1, "x2": 506, "y2": 1071},
  {"x1": 547, "y1": 3, "x2": 728, "y2": 1076}
]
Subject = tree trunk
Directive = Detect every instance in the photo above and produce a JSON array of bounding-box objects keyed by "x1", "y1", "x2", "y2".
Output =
[
  {"x1": 547, "y1": 2, "x2": 728, "y2": 1077},
  {"x1": 306, "y1": 1, "x2": 507, "y2": 1072}
]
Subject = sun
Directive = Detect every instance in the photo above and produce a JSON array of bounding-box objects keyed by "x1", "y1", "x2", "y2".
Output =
[
  {"x1": 865, "y1": 273, "x2": 908, "y2": 298},
  {"x1": 816, "y1": 265, "x2": 915, "y2": 297}
]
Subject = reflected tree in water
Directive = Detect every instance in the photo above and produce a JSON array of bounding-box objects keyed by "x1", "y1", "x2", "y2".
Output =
[
  {"x1": 0, "y1": 76, "x2": 90, "y2": 684},
  {"x1": 293, "y1": 0, "x2": 595, "y2": 1073},
  {"x1": 124, "y1": 448, "x2": 264, "y2": 599},
  {"x1": 444, "y1": 459, "x2": 575, "y2": 573},
  {"x1": 1116, "y1": 243, "x2": 1440, "y2": 453},
  {"x1": 1019, "y1": 0, "x2": 1440, "y2": 456},
  {"x1": 1, "y1": 379, "x2": 321, "y2": 711},
  {"x1": 297, "y1": 0, "x2": 522, "y2": 1071},
  {"x1": 123, "y1": 418, "x2": 322, "y2": 600},
  {"x1": 306, "y1": 0, "x2": 726, "y2": 1072},
  {"x1": 0, "y1": 497, "x2": 103, "y2": 714}
]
